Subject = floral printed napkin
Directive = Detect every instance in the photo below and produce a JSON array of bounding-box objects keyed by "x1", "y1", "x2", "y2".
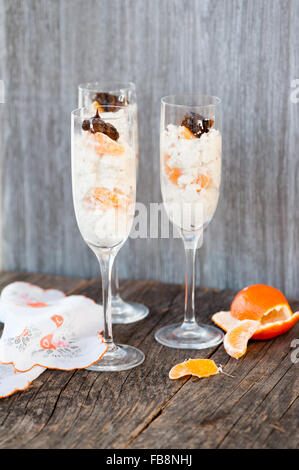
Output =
[
  {"x1": 0, "y1": 282, "x2": 107, "y2": 397},
  {"x1": 0, "y1": 363, "x2": 46, "y2": 398}
]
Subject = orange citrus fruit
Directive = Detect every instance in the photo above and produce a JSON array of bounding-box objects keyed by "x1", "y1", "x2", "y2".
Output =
[
  {"x1": 169, "y1": 358, "x2": 219, "y2": 379},
  {"x1": 87, "y1": 131, "x2": 125, "y2": 157},
  {"x1": 231, "y1": 284, "x2": 292, "y2": 321},
  {"x1": 213, "y1": 284, "x2": 299, "y2": 341},
  {"x1": 223, "y1": 320, "x2": 260, "y2": 359}
]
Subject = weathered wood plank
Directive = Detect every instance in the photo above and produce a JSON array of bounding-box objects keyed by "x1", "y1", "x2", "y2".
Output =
[
  {"x1": 262, "y1": 395, "x2": 299, "y2": 449},
  {"x1": 0, "y1": 272, "x2": 298, "y2": 449},
  {"x1": 220, "y1": 355, "x2": 299, "y2": 449},
  {"x1": 130, "y1": 321, "x2": 299, "y2": 449},
  {"x1": 4, "y1": 280, "x2": 185, "y2": 448},
  {"x1": 1, "y1": 0, "x2": 299, "y2": 297},
  {"x1": 0, "y1": 276, "x2": 225, "y2": 449}
]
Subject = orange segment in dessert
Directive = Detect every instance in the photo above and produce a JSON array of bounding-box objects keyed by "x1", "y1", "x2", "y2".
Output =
[
  {"x1": 164, "y1": 154, "x2": 211, "y2": 190},
  {"x1": 87, "y1": 131, "x2": 125, "y2": 157},
  {"x1": 181, "y1": 126, "x2": 195, "y2": 139},
  {"x1": 169, "y1": 358, "x2": 219, "y2": 379},
  {"x1": 164, "y1": 154, "x2": 182, "y2": 185},
  {"x1": 224, "y1": 320, "x2": 260, "y2": 359},
  {"x1": 195, "y1": 174, "x2": 210, "y2": 191},
  {"x1": 87, "y1": 187, "x2": 130, "y2": 210}
]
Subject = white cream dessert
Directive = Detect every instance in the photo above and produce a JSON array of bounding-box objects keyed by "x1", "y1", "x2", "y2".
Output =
[
  {"x1": 72, "y1": 109, "x2": 136, "y2": 248},
  {"x1": 161, "y1": 114, "x2": 221, "y2": 231}
]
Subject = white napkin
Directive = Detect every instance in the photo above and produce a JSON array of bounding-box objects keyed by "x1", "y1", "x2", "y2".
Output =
[
  {"x1": 0, "y1": 282, "x2": 107, "y2": 397},
  {"x1": 0, "y1": 363, "x2": 45, "y2": 398}
]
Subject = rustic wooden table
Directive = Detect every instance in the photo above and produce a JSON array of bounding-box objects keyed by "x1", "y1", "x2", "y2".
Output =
[{"x1": 0, "y1": 271, "x2": 298, "y2": 449}]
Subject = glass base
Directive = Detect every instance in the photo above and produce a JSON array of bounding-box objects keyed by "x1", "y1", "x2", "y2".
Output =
[
  {"x1": 111, "y1": 296, "x2": 149, "y2": 324},
  {"x1": 87, "y1": 343, "x2": 145, "y2": 372},
  {"x1": 155, "y1": 322, "x2": 224, "y2": 350}
]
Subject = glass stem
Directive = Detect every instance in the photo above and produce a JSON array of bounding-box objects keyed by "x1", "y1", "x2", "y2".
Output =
[
  {"x1": 182, "y1": 231, "x2": 202, "y2": 326},
  {"x1": 98, "y1": 250, "x2": 116, "y2": 349},
  {"x1": 111, "y1": 257, "x2": 120, "y2": 300}
]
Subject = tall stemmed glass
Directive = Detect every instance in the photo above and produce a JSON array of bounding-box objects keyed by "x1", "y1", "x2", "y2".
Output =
[
  {"x1": 78, "y1": 81, "x2": 149, "y2": 324},
  {"x1": 155, "y1": 94, "x2": 224, "y2": 349},
  {"x1": 71, "y1": 105, "x2": 144, "y2": 370}
]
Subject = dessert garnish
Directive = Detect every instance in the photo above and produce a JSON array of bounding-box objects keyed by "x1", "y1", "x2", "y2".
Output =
[
  {"x1": 82, "y1": 109, "x2": 119, "y2": 141},
  {"x1": 92, "y1": 92, "x2": 128, "y2": 112},
  {"x1": 181, "y1": 112, "x2": 213, "y2": 138}
]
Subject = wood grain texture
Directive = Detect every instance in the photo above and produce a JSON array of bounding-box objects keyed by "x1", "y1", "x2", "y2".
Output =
[
  {"x1": 1, "y1": 0, "x2": 299, "y2": 296},
  {"x1": 0, "y1": 272, "x2": 298, "y2": 449}
]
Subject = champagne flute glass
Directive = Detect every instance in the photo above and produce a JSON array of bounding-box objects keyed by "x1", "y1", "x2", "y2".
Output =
[
  {"x1": 155, "y1": 94, "x2": 224, "y2": 349},
  {"x1": 71, "y1": 105, "x2": 144, "y2": 370},
  {"x1": 78, "y1": 81, "x2": 149, "y2": 324}
]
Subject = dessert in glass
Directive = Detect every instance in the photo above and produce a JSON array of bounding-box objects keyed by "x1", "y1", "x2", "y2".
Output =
[
  {"x1": 155, "y1": 94, "x2": 224, "y2": 349},
  {"x1": 78, "y1": 81, "x2": 149, "y2": 324},
  {"x1": 71, "y1": 105, "x2": 144, "y2": 370}
]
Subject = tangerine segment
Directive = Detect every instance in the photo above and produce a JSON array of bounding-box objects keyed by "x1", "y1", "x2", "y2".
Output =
[
  {"x1": 212, "y1": 311, "x2": 240, "y2": 332},
  {"x1": 89, "y1": 187, "x2": 130, "y2": 210},
  {"x1": 195, "y1": 174, "x2": 210, "y2": 190},
  {"x1": 181, "y1": 126, "x2": 195, "y2": 139},
  {"x1": 224, "y1": 320, "x2": 260, "y2": 359},
  {"x1": 87, "y1": 131, "x2": 125, "y2": 156},
  {"x1": 169, "y1": 359, "x2": 219, "y2": 380},
  {"x1": 231, "y1": 284, "x2": 292, "y2": 321},
  {"x1": 164, "y1": 154, "x2": 182, "y2": 185}
]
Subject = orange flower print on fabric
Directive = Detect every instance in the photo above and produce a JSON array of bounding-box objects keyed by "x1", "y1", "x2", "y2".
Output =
[
  {"x1": 17, "y1": 328, "x2": 29, "y2": 338},
  {"x1": 51, "y1": 315, "x2": 64, "y2": 327},
  {"x1": 27, "y1": 302, "x2": 47, "y2": 307},
  {"x1": 40, "y1": 334, "x2": 56, "y2": 350},
  {"x1": 54, "y1": 339, "x2": 70, "y2": 348}
]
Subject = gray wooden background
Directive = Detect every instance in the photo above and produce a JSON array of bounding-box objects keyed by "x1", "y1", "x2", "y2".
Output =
[{"x1": 1, "y1": 0, "x2": 299, "y2": 297}]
